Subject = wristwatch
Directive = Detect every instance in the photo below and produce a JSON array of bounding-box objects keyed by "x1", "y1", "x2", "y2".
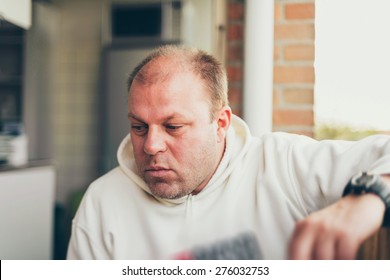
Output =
[{"x1": 343, "y1": 172, "x2": 390, "y2": 227}]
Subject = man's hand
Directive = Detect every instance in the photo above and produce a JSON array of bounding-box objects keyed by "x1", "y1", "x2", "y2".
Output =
[{"x1": 288, "y1": 193, "x2": 386, "y2": 259}]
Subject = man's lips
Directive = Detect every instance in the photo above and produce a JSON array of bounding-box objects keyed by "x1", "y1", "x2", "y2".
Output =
[{"x1": 144, "y1": 166, "x2": 173, "y2": 177}]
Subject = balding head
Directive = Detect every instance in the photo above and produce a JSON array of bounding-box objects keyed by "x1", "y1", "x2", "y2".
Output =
[{"x1": 127, "y1": 45, "x2": 228, "y2": 119}]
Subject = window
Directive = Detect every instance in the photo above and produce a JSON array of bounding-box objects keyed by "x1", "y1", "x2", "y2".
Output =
[{"x1": 315, "y1": 0, "x2": 390, "y2": 133}]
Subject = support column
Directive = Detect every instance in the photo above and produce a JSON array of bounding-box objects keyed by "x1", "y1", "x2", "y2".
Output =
[{"x1": 243, "y1": 0, "x2": 274, "y2": 136}]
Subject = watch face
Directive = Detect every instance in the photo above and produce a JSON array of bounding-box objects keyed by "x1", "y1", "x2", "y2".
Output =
[{"x1": 353, "y1": 172, "x2": 376, "y2": 187}]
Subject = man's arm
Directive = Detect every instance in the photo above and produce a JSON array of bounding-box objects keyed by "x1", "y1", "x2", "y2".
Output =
[{"x1": 288, "y1": 175, "x2": 389, "y2": 259}]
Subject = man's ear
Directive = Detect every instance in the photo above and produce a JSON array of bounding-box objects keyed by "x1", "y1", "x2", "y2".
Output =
[{"x1": 216, "y1": 106, "x2": 232, "y2": 143}]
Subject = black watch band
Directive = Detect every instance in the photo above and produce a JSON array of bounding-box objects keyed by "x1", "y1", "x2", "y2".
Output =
[{"x1": 343, "y1": 172, "x2": 390, "y2": 227}]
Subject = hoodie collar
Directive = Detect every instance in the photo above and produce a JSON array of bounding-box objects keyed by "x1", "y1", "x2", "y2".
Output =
[{"x1": 117, "y1": 115, "x2": 252, "y2": 205}]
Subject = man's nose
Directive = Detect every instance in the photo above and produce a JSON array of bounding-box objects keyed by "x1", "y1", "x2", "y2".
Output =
[{"x1": 143, "y1": 127, "x2": 167, "y2": 155}]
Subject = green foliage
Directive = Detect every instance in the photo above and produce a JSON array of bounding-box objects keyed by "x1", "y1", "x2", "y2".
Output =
[{"x1": 315, "y1": 124, "x2": 382, "y2": 140}]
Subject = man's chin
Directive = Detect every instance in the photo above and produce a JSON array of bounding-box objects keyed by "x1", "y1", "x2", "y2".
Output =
[{"x1": 148, "y1": 182, "x2": 188, "y2": 200}]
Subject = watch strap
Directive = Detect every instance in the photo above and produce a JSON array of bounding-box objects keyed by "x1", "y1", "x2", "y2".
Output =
[
  {"x1": 370, "y1": 177, "x2": 390, "y2": 227},
  {"x1": 343, "y1": 173, "x2": 390, "y2": 228},
  {"x1": 384, "y1": 210, "x2": 390, "y2": 227}
]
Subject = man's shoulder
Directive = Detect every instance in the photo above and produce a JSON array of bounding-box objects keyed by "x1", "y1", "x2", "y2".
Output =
[
  {"x1": 86, "y1": 167, "x2": 138, "y2": 198},
  {"x1": 260, "y1": 131, "x2": 313, "y2": 148},
  {"x1": 92, "y1": 166, "x2": 127, "y2": 184}
]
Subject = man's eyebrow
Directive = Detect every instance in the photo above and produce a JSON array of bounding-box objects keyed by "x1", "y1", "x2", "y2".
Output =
[
  {"x1": 128, "y1": 113, "x2": 188, "y2": 123},
  {"x1": 128, "y1": 113, "x2": 144, "y2": 123},
  {"x1": 165, "y1": 114, "x2": 186, "y2": 121}
]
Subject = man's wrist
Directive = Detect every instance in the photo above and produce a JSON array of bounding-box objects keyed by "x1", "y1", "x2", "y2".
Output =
[{"x1": 343, "y1": 172, "x2": 390, "y2": 228}]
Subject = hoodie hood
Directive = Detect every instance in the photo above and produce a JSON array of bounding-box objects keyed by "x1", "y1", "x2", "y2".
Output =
[{"x1": 117, "y1": 114, "x2": 253, "y2": 205}]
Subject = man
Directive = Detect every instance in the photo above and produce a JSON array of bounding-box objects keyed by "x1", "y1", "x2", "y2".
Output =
[{"x1": 67, "y1": 45, "x2": 390, "y2": 260}]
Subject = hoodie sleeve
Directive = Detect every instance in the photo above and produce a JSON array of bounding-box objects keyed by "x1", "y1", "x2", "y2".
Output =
[
  {"x1": 286, "y1": 134, "x2": 390, "y2": 214},
  {"x1": 67, "y1": 221, "x2": 111, "y2": 259},
  {"x1": 66, "y1": 182, "x2": 114, "y2": 260}
]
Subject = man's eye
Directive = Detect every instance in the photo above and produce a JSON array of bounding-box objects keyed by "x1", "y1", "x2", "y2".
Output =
[
  {"x1": 166, "y1": 125, "x2": 182, "y2": 131},
  {"x1": 131, "y1": 125, "x2": 147, "y2": 135}
]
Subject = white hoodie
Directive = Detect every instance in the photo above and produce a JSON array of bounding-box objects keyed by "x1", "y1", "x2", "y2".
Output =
[{"x1": 67, "y1": 115, "x2": 390, "y2": 259}]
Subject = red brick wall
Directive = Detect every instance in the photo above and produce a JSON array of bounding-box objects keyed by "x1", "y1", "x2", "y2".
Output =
[
  {"x1": 226, "y1": 0, "x2": 315, "y2": 137},
  {"x1": 273, "y1": 0, "x2": 315, "y2": 136},
  {"x1": 226, "y1": 0, "x2": 244, "y2": 117}
]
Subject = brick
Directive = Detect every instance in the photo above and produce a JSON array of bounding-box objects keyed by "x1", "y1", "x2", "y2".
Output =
[
  {"x1": 274, "y1": 23, "x2": 314, "y2": 40},
  {"x1": 283, "y1": 88, "x2": 314, "y2": 105},
  {"x1": 231, "y1": 107, "x2": 242, "y2": 118},
  {"x1": 227, "y1": 65, "x2": 243, "y2": 82},
  {"x1": 273, "y1": 89, "x2": 280, "y2": 106},
  {"x1": 227, "y1": 24, "x2": 244, "y2": 41},
  {"x1": 273, "y1": 109, "x2": 314, "y2": 126},
  {"x1": 228, "y1": 2, "x2": 244, "y2": 21},
  {"x1": 272, "y1": 1, "x2": 315, "y2": 135},
  {"x1": 228, "y1": 44, "x2": 243, "y2": 61},
  {"x1": 273, "y1": 66, "x2": 315, "y2": 84},
  {"x1": 284, "y1": 44, "x2": 314, "y2": 61},
  {"x1": 228, "y1": 87, "x2": 242, "y2": 107},
  {"x1": 274, "y1": 45, "x2": 280, "y2": 61},
  {"x1": 285, "y1": 3, "x2": 315, "y2": 20},
  {"x1": 274, "y1": 3, "x2": 283, "y2": 22}
]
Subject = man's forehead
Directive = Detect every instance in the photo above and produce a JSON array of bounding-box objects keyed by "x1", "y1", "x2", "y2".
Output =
[
  {"x1": 134, "y1": 56, "x2": 192, "y2": 83},
  {"x1": 131, "y1": 71, "x2": 202, "y2": 97},
  {"x1": 129, "y1": 75, "x2": 206, "y2": 104}
]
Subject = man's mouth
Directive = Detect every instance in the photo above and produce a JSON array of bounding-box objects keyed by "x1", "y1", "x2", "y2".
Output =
[{"x1": 145, "y1": 166, "x2": 172, "y2": 177}]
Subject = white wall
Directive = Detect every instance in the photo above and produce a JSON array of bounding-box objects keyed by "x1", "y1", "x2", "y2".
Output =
[
  {"x1": 0, "y1": 166, "x2": 55, "y2": 259},
  {"x1": 0, "y1": 0, "x2": 32, "y2": 29}
]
